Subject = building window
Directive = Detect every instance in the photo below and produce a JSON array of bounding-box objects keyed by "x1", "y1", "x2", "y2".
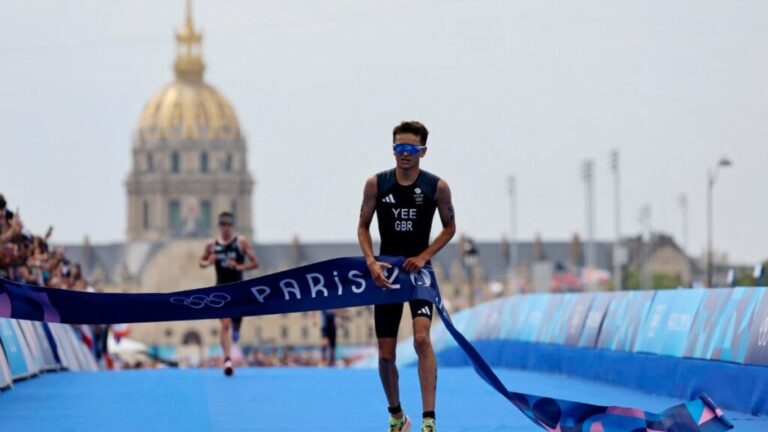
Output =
[
  {"x1": 199, "y1": 200, "x2": 211, "y2": 232},
  {"x1": 231, "y1": 200, "x2": 238, "y2": 223},
  {"x1": 200, "y1": 152, "x2": 208, "y2": 173},
  {"x1": 281, "y1": 326, "x2": 289, "y2": 340},
  {"x1": 146, "y1": 152, "x2": 154, "y2": 172},
  {"x1": 142, "y1": 201, "x2": 150, "y2": 229},
  {"x1": 301, "y1": 326, "x2": 309, "y2": 340},
  {"x1": 168, "y1": 200, "x2": 181, "y2": 233},
  {"x1": 171, "y1": 151, "x2": 180, "y2": 173},
  {"x1": 225, "y1": 153, "x2": 233, "y2": 172}
]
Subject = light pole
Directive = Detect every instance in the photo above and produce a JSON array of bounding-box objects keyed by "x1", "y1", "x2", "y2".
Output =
[
  {"x1": 707, "y1": 157, "x2": 732, "y2": 287},
  {"x1": 581, "y1": 160, "x2": 595, "y2": 270},
  {"x1": 507, "y1": 175, "x2": 518, "y2": 280},
  {"x1": 638, "y1": 205, "x2": 652, "y2": 289},
  {"x1": 678, "y1": 194, "x2": 688, "y2": 253},
  {"x1": 610, "y1": 150, "x2": 622, "y2": 290}
]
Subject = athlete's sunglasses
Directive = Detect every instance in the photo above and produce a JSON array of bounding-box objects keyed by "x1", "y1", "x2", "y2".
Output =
[{"x1": 393, "y1": 143, "x2": 425, "y2": 155}]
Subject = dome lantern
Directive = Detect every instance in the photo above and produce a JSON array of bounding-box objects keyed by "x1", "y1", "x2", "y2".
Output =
[{"x1": 174, "y1": 0, "x2": 205, "y2": 83}]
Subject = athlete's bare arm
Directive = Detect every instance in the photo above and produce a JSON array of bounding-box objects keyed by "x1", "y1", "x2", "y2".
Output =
[
  {"x1": 403, "y1": 179, "x2": 456, "y2": 273},
  {"x1": 199, "y1": 240, "x2": 215, "y2": 268},
  {"x1": 236, "y1": 237, "x2": 260, "y2": 271},
  {"x1": 357, "y1": 175, "x2": 393, "y2": 288}
]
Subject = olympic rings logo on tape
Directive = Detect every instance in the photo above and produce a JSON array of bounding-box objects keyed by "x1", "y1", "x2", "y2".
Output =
[
  {"x1": 410, "y1": 269, "x2": 432, "y2": 288},
  {"x1": 170, "y1": 293, "x2": 231, "y2": 309}
]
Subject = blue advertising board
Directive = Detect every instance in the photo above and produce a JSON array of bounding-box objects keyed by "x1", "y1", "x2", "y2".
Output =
[
  {"x1": 563, "y1": 293, "x2": 594, "y2": 346},
  {"x1": 744, "y1": 288, "x2": 768, "y2": 366},
  {"x1": 684, "y1": 288, "x2": 732, "y2": 359},
  {"x1": 684, "y1": 287, "x2": 765, "y2": 363},
  {"x1": 596, "y1": 290, "x2": 655, "y2": 352},
  {"x1": 498, "y1": 295, "x2": 525, "y2": 340},
  {"x1": 0, "y1": 319, "x2": 29, "y2": 378},
  {"x1": 707, "y1": 287, "x2": 764, "y2": 363},
  {"x1": 536, "y1": 293, "x2": 572, "y2": 344},
  {"x1": 577, "y1": 292, "x2": 616, "y2": 348},
  {"x1": 634, "y1": 289, "x2": 705, "y2": 357},
  {"x1": 32, "y1": 322, "x2": 59, "y2": 370},
  {"x1": 472, "y1": 298, "x2": 507, "y2": 341},
  {"x1": 0, "y1": 341, "x2": 12, "y2": 389},
  {"x1": 509, "y1": 294, "x2": 551, "y2": 342}
]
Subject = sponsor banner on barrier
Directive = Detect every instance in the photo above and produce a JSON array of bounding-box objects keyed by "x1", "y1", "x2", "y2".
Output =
[
  {"x1": 497, "y1": 295, "x2": 524, "y2": 340},
  {"x1": 31, "y1": 322, "x2": 59, "y2": 370},
  {"x1": 564, "y1": 293, "x2": 595, "y2": 346},
  {"x1": 0, "y1": 319, "x2": 29, "y2": 378},
  {"x1": 684, "y1": 288, "x2": 732, "y2": 359},
  {"x1": 634, "y1": 289, "x2": 706, "y2": 357},
  {"x1": 17, "y1": 320, "x2": 45, "y2": 372},
  {"x1": 508, "y1": 293, "x2": 551, "y2": 342},
  {"x1": 69, "y1": 326, "x2": 98, "y2": 371},
  {"x1": 11, "y1": 320, "x2": 39, "y2": 376},
  {"x1": 48, "y1": 323, "x2": 79, "y2": 370},
  {"x1": 472, "y1": 298, "x2": 506, "y2": 341},
  {"x1": 744, "y1": 289, "x2": 768, "y2": 366},
  {"x1": 534, "y1": 293, "x2": 566, "y2": 344},
  {"x1": 533, "y1": 294, "x2": 565, "y2": 344},
  {"x1": 537, "y1": 293, "x2": 595, "y2": 345},
  {"x1": 0, "y1": 340, "x2": 12, "y2": 389},
  {"x1": 596, "y1": 290, "x2": 655, "y2": 351},
  {"x1": 685, "y1": 287, "x2": 765, "y2": 363},
  {"x1": 578, "y1": 292, "x2": 616, "y2": 348},
  {"x1": 712, "y1": 287, "x2": 765, "y2": 363}
]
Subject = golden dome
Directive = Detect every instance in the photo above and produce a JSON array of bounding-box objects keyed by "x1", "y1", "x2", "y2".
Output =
[
  {"x1": 136, "y1": 1, "x2": 240, "y2": 145},
  {"x1": 138, "y1": 81, "x2": 240, "y2": 144}
]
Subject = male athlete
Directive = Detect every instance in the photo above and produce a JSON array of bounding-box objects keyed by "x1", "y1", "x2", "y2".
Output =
[
  {"x1": 358, "y1": 121, "x2": 456, "y2": 432},
  {"x1": 199, "y1": 211, "x2": 259, "y2": 376},
  {"x1": 321, "y1": 309, "x2": 338, "y2": 366}
]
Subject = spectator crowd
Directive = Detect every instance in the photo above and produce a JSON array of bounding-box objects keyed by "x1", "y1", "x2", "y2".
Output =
[{"x1": 0, "y1": 193, "x2": 91, "y2": 291}]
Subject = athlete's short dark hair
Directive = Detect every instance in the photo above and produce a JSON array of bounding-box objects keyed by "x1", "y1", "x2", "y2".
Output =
[
  {"x1": 392, "y1": 121, "x2": 429, "y2": 146},
  {"x1": 218, "y1": 211, "x2": 234, "y2": 223},
  {"x1": 0, "y1": 194, "x2": 5, "y2": 210}
]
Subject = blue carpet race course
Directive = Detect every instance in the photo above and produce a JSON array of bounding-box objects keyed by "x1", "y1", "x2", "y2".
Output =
[{"x1": 0, "y1": 366, "x2": 765, "y2": 432}]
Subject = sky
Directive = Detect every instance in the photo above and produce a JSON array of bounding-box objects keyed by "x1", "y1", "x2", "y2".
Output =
[{"x1": 1, "y1": 0, "x2": 767, "y2": 264}]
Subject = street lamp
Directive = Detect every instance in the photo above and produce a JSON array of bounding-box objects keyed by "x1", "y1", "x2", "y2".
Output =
[
  {"x1": 581, "y1": 160, "x2": 595, "y2": 270},
  {"x1": 706, "y1": 157, "x2": 732, "y2": 287},
  {"x1": 678, "y1": 194, "x2": 688, "y2": 253},
  {"x1": 638, "y1": 204, "x2": 652, "y2": 289},
  {"x1": 507, "y1": 176, "x2": 518, "y2": 280},
  {"x1": 610, "y1": 150, "x2": 622, "y2": 290}
]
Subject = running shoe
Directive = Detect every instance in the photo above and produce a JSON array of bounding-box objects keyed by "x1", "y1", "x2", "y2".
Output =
[
  {"x1": 223, "y1": 359, "x2": 234, "y2": 377},
  {"x1": 388, "y1": 414, "x2": 411, "y2": 432},
  {"x1": 421, "y1": 418, "x2": 435, "y2": 432}
]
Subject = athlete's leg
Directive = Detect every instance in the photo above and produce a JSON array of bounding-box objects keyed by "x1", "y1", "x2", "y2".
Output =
[
  {"x1": 220, "y1": 318, "x2": 232, "y2": 359},
  {"x1": 231, "y1": 317, "x2": 243, "y2": 343},
  {"x1": 328, "y1": 330, "x2": 337, "y2": 366},
  {"x1": 378, "y1": 338, "x2": 401, "y2": 413},
  {"x1": 321, "y1": 335, "x2": 330, "y2": 365},
  {"x1": 375, "y1": 303, "x2": 405, "y2": 417},
  {"x1": 410, "y1": 301, "x2": 436, "y2": 416}
]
